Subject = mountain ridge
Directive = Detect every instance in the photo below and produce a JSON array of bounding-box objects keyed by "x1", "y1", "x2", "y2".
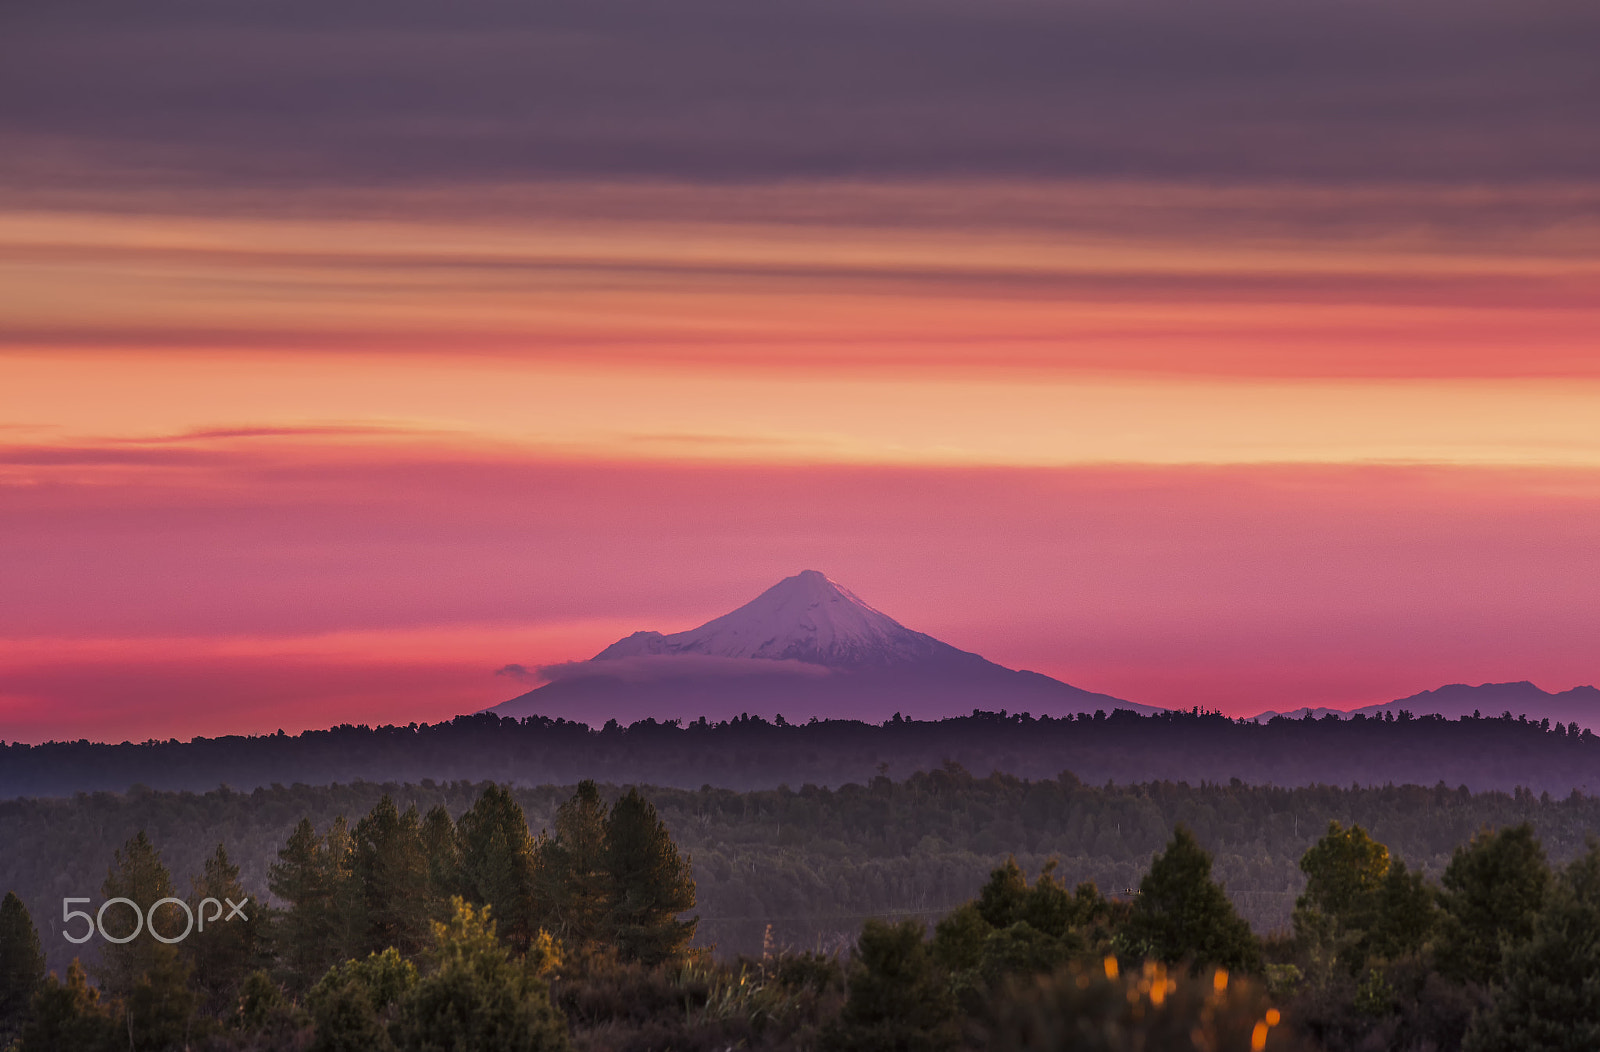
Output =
[
  {"x1": 1249, "y1": 681, "x2": 1600, "y2": 728},
  {"x1": 490, "y1": 570, "x2": 1154, "y2": 723}
]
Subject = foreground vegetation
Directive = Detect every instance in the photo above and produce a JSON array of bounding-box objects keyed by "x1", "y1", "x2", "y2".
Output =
[
  {"x1": 7, "y1": 767, "x2": 1600, "y2": 972},
  {"x1": 3, "y1": 777, "x2": 1600, "y2": 1050}
]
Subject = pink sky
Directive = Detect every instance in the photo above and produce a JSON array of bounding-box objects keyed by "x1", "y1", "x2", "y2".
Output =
[{"x1": 3, "y1": 181, "x2": 1600, "y2": 742}]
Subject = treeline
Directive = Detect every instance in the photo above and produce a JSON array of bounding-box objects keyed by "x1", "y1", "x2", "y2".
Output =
[
  {"x1": 5, "y1": 707, "x2": 1600, "y2": 798},
  {"x1": 7, "y1": 791, "x2": 1600, "y2": 1050},
  {"x1": 8, "y1": 767, "x2": 1600, "y2": 986},
  {"x1": 0, "y1": 782, "x2": 698, "y2": 1051}
]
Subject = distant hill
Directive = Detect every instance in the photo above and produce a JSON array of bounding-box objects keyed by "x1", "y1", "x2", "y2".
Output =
[
  {"x1": 6, "y1": 707, "x2": 1600, "y2": 799},
  {"x1": 489, "y1": 570, "x2": 1156, "y2": 723},
  {"x1": 1251, "y1": 681, "x2": 1600, "y2": 729}
]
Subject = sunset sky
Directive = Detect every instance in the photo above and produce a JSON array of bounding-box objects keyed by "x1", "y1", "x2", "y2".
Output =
[{"x1": 3, "y1": 0, "x2": 1598, "y2": 742}]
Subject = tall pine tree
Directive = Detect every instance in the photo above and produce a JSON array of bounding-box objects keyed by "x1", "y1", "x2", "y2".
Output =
[
  {"x1": 421, "y1": 805, "x2": 461, "y2": 911},
  {"x1": 537, "y1": 781, "x2": 610, "y2": 950},
  {"x1": 353, "y1": 797, "x2": 434, "y2": 958},
  {"x1": 97, "y1": 831, "x2": 197, "y2": 1049},
  {"x1": 186, "y1": 843, "x2": 264, "y2": 1014},
  {"x1": 0, "y1": 891, "x2": 46, "y2": 1041},
  {"x1": 605, "y1": 787, "x2": 697, "y2": 965},
  {"x1": 269, "y1": 816, "x2": 362, "y2": 986},
  {"x1": 456, "y1": 785, "x2": 540, "y2": 953}
]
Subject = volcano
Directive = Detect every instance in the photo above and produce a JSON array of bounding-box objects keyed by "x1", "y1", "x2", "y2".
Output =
[{"x1": 489, "y1": 570, "x2": 1155, "y2": 724}]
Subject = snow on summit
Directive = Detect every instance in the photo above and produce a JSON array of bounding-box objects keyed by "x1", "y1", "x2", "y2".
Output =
[
  {"x1": 593, "y1": 570, "x2": 970, "y2": 669},
  {"x1": 490, "y1": 569, "x2": 1153, "y2": 722}
]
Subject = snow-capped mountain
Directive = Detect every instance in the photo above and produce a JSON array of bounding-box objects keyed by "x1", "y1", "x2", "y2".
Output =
[
  {"x1": 490, "y1": 570, "x2": 1155, "y2": 724},
  {"x1": 592, "y1": 570, "x2": 983, "y2": 670}
]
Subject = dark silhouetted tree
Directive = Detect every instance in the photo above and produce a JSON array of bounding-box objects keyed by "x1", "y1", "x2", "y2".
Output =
[
  {"x1": 1465, "y1": 840, "x2": 1600, "y2": 1052},
  {"x1": 97, "y1": 830, "x2": 198, "y2": 1047},
  {"x1": 821, "y1": 917, "x2": 960, "y2": 1052},
  {"x1": 538, "y1": 781, "x2": 610, "y2": 949},
  {"x1": 605, "y1": 787, "x2": 697, "y2": 965},
  {"x1": 421, "y1": 805, "x2": 461, "y2": 909},
  {"x1": 1437, "y1": 823, "x2": 1549, "y2": 985},
  {"x1": 456, "y1": 785, "x2": 539, "y2": 952},
  {"x1": 185, "y1": 843, "x2": 264, "y2": 1014},
  {"x1": 0, "y1": 890, "x2": 45, "y2": 1040},
  {"x1": 1366, "y1": 857, "x2": 1437, "y2": 962},
  {"x1": 1125, "y1": 825, "x2": 1261, "y2": 974},
  {"x1": 271, "y1": 817, "x2": 359, "y2": 986},
  {"x1": 353, "y1": 796, "x2": 433, "y2": 958}
]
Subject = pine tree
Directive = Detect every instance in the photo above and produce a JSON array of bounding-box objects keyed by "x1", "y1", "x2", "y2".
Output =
[
  {"x1": 820, "y1": 918, "x2": 960, "y2": 1052},
  {"x1": 0, "y1": 891, "x2": 45, "y2": 1040},
  {"x1": 605, "y1": 787, "x2": 697, "y2": 965},
  {"x1": 1297, "y1": 821, "x2": 1389, "y2": 923},
  {"x1": 1293, "y1": 821, "x2": 1392, "y2": 973},
  {"x1": 271, "y1": 817, "x2": 349, "y2": 986},
  {"x1": 975, "y1": 857, "x2": 1030, "y2": 929},
  {"x1": 1124, "y1": 825, "x2": 1261, "y2": 974},
  {"x1": 186, "y1": 843, "x2": 264, "y2": 1014},
  {"x1": 96, "y1": 829, "x2": 180, "y2": 999},
  {"x1": 95, "y1": 831, "x2": 198, "y2": 1049},
  {"x1": 537, "y1": 780, "x2": 610, "y2": 950},
  {"x1": 1464, "y1": 841, "x2": 1600, "y2": 1052},
  {"x1": 456, "y1": 785, "x2": 539, "y2": 952},
  {"x1": 1366, "y1": 857, "x2": 1437, "y2": 962},
  {"x1": 1437, "y1": 823, "x2": 1550, "y2": 985},
  {"x1": 16, "y1": 959, "x2": 117, "y2": 1052},
  {"x1": 421, "y1": 805, "x2": 461, "y2": 911},
  {"x1": 353, "y1": 797, "x2": 433, "y2": 957},
  {"x1": 392, "y1": 898, "x2": 569, "y2": 1052}
]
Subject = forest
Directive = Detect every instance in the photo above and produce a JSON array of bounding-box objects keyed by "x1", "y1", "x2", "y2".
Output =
[
  {"x1": 6, "y1": 770, "x2": 1600, "y2": 982},
  {"x1": 5, "y1": 706, "x2": 1600, "y2": 798},
  {"x1": 3, "y1": 776, "x2": 1598, "y2": 1051}
]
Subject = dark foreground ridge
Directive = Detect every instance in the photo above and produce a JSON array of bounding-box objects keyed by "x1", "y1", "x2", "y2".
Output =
[{"x1": 5, "y1": 706, "x2": 1600, "y2": 798}]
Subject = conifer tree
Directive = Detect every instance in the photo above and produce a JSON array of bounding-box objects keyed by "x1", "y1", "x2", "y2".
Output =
[
  {"x1": 1298, "y1": 821, "x2": 1389, "y2": 923},
  {"x1": 1124, "y1": 825, "x2": 1261, "y2": 974},
  {"x1": 0, "y1": 890, "x2": 45, "y2": 1040},
  {"x1": 271, "y1": 817, "x2": 350, "y2": 985},
  {"x1": 353, "y1": 796, "x2": 433, "y2": 958},
  {"x1": 820, "y1": 918, "x2": 960, "y2": 1052},
  {"x1": 421, "y1": 805, "x2": 461, "y2": 910},
  {"x1": 1294, "y1": 821, "x2": 1392, "y2": 973},
  {"x1": 1437, "y1": 823, "x2": 1549, "y2": 985},
  {"x1": 1464, "y1": 841, "x2": 1600, "y2": 1052},
  {"x1": 1366, "y1": 857, "x2": 1437, "y2": 962},
  {"x1": 456, "y1": 785, "x2": 539, "y2": 952},
  {"x1": 88, "y1": 831, "x2": 199, "y2": 1048},
  {"x1": 975, "y1": 857, "x2": 1030, "y2": 929},
  {"x1": 186, "y1": 843, "x2": 264, "y2": 1013},
  {"x1": 538, "y1": 780, "x2": 610, "y2": 949},
  {"x1": 605, "y1": 787, "x2": 697, "y2": 965}
]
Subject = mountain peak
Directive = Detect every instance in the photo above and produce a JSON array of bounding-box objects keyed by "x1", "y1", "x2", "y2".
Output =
[
  {"x1": 592, "y1": 570, "x2": 972, "y2": 669},
  {"x1": 493, "y1": 570, "x2": 1153, "y2": 722}
]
